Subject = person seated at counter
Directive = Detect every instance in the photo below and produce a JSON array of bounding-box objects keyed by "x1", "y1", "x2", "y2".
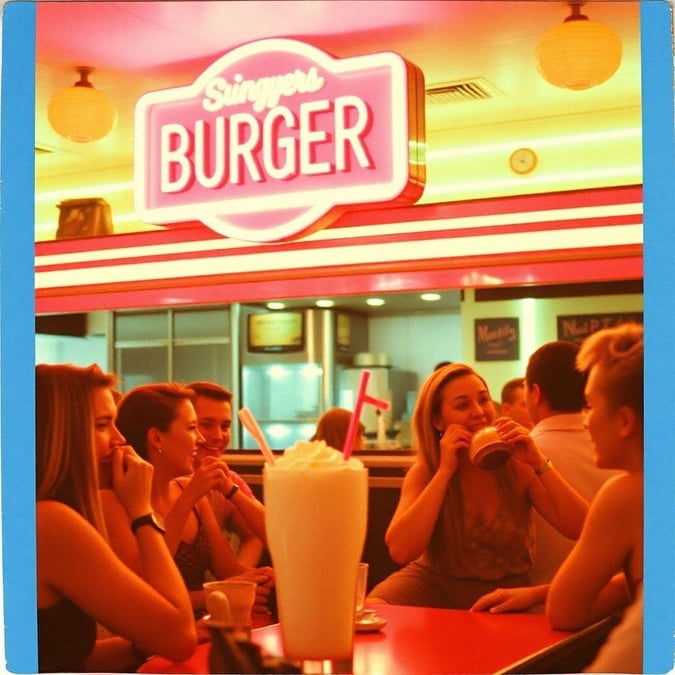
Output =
[
  {"x1": 500, "y1": 376, "x2": 533, "y2": 429},
  {"x1": 366, "y1": 362, "x2": 588, "y2": 610},
  {"x1": 471, "y1": 324, "x2": 643, "y2": 649},
  {"x1": 311, "y1": 406, "x2": 366, "y2": 452},
  {"x1": 186, "y1": 380, "x2": 266, "y2": 567},
  {"x1": 104, "y1": 383, "x2": 274, "y2": 619},
  {"x1": 36, "y1": 364, "x2": 197, "y2": 672}
]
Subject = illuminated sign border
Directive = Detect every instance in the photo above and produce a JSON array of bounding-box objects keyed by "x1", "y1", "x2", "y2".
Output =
[{"x1": 135, "y1": 39, "x2": 425, "y2": 242}]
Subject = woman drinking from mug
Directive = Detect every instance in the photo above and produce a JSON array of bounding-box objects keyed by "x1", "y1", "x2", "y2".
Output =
[{"x1": 367, "y1": 362, "x2": 588, "y2": 609}]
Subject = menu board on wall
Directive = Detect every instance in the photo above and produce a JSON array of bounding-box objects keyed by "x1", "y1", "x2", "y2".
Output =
[
  {"x1": 474, "y1": 318, "x2": 520, "y2": 361},
  {"x1": 557, "y1": 312, "x2": 644, "y2": 345}
]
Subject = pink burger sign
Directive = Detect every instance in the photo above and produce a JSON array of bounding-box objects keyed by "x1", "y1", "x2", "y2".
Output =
[{"x1": 135, "y1": 39, "x2": 426, "y2": 242}]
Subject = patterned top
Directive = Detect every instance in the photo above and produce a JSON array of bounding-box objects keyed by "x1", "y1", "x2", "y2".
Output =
[
  {"x1": 427, "y1": 463, "x2": 535, "y2": 580},
  {"x1": 173, "y1": 483, "x2": 211, "y2": 591}
]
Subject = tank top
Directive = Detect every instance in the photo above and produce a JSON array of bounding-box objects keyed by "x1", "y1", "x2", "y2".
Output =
[
  {"x1": 38, "y1": 597, "x2": 96, "y2": 672},
  {"x1": 173, "y1": 483, "x2": 211, "y2": 591}
]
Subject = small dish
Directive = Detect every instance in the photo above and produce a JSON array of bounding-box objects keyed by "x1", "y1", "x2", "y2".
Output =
[
  {"x1": 355, "y1": 610, "x2": 387, "y2": 633},
  {"x1": 202, "y1": 614, "x2": 230, "y2": 629}
]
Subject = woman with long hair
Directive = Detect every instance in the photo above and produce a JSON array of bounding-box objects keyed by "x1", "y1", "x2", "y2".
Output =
[
  {"x1": 367, "y1": 362, "x2": 588, "y2": 609},
  {"x1": 36, "y1": 363, "x2": 196, "y2": 672},
  {"x1": 108, "y1": 383, "x2": 273, "y2": 618}
]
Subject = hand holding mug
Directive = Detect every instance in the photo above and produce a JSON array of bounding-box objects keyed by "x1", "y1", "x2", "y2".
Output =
[
  {"x1": 493, "y1": 417, "x2": 542, "y2": 466},
  {"x1": 438, "y1": 424, "x2": 472, "y2": 473}
]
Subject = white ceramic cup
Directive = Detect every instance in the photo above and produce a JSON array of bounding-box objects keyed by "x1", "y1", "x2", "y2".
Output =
[{"x1": 203, "y1": 579, "x2": 256, "y2": 639}]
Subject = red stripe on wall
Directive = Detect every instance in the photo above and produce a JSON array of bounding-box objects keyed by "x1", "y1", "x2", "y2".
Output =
[
  {"x1": 36, "y1": 246, "x2": 642, "y2": 313},
  {"x1": 35, "y1": 185, "x2": 643, "y2": 258}
]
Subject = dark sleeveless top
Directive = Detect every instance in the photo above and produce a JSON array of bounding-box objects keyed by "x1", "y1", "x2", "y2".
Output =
[
  {"x1": 38, "y1": 597, "x2": 96, "y2": 672},
  {"x1": 173, "y1": 483, "x2": 211, "y2": 591}
]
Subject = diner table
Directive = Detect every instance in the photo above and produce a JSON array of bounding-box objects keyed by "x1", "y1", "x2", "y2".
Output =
[{"x1": 138, "y1": 603, "x2": 573, "y2": 674}]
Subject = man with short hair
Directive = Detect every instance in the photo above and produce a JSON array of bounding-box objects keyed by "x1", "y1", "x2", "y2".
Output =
[
  {"x1": 186, "y1": 381, "x2": 266, "y2": 567},
  {"x1": 500, "y1": 377, "x2": 533, "y2": 429},
  {"x1": 524, "y1": 341, "x2": 619, "y2": 585}
]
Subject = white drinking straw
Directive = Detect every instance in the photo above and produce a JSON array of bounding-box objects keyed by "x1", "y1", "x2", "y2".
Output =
[{"x1": 237, "y1": 407, "x2": 276, "y2": 466}]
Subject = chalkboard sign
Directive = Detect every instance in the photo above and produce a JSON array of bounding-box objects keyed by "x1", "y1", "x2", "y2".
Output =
[
  {"x1": 475, "y1": 318, "x2": 520, "y2": 361},
  {"x1": 557, "y1": 312, "x2": 643, "y2": 345}
]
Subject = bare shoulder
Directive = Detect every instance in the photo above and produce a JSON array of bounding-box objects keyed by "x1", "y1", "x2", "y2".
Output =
[
  {"x1": 588, "y1": 472, "x2": 643, "y2": 524},
  {"x1": 36, "y1": 500, "x2": 84, "y2": 530},
  {"x1": 594, "y1": 472, "x2": 642, "y2": 506},
  {"x1": 36, "y1": 500, "x2": 103, "y2": 558}
]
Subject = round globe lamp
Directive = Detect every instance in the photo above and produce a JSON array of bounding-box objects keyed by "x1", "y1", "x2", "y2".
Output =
[
  {"x1": 48, "y1": 67, "x2": 118, "y2": 142},
  {"x1": 535, "y1": 4, "x2": 622, "y2": 90}
]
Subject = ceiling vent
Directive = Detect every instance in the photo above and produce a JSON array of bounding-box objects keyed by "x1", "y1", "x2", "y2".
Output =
[{"x1": 425, "y1": 78, "x2": 500, "y2": 105}]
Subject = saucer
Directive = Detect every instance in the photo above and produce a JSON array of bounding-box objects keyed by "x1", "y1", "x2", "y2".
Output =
[{"x1": 355, "y1": 610, "x2": 387, "y2": 633}]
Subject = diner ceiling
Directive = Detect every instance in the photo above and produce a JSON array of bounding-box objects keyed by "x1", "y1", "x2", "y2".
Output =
[{"x1": 33, "y1": 1, "x2": 643, "y2": 312}]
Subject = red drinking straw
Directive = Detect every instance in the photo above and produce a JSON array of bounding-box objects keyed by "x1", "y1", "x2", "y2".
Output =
[{"x1": 342, "y1": 369, "x2": 390, "y2": 460}]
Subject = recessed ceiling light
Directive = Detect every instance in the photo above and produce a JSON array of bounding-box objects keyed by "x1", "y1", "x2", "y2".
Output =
[
  {"x1": 316, "y1": 299, "x2": 334, "y2": 308},
  {"x1": 267, "y1": 301, "x2": 286, "y2": 310},
  {"x1": 366, "y1": 298, "x2": 386, "y2": 307},
  {"x1": 421, "y1": 293, "x2": 442, "y2": 302}
]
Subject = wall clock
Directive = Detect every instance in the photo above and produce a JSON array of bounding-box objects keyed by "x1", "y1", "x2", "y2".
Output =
[{"x1": 509, "y1": 147, "x2": 538, "y2": 175}]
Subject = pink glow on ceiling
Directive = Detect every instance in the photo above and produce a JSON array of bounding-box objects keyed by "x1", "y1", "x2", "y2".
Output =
[{"x1": 36, "y1": 1, "x2": 464, "y2": 72}]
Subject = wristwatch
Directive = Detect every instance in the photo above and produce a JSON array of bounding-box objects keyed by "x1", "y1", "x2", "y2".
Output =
[{"x1": 130, "y1": 512, "x2": 166, "y2": 535}]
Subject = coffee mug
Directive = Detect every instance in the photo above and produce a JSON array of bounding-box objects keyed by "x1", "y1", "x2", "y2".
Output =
[{"x1": 469, "y1": 426, "x2": 512, "y2": 470}]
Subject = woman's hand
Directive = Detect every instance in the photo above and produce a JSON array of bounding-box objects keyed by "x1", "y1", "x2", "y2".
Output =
[
  {"x1": 183, "y1": 456, "x2": 231, "y2": 503},
  {"x1": 438, "y1": 424, "x2": 472, "y2": 473},
  {"x1": 493, "y1": 417, "x2": 544, "y2": 467},
  {"x1": 111, "y1": 446, "x2": 154, "y2": 520},
  {"x1": 470, "y1": 585, "x2": 548, "y2": 613},
  {"x1": 231, "y1": 567, "x2": 275, "y2": 615}
]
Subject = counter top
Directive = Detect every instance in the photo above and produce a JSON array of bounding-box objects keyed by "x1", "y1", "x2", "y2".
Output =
[{"x1": 226, "y1": 451, "x2": 415, "y2": 470}]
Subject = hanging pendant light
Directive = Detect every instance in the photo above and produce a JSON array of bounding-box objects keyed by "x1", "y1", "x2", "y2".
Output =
[
  {"x1": 48, "y1": 67, "x2": 118, "y2": 142},
  {"x1": 535, "y1": 2, "x2": 622, "y2": 90}
]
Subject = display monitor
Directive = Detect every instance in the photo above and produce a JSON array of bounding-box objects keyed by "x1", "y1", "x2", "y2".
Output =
[{"x1": 247, "y1": 311, "x2": 305, "y2": 353}]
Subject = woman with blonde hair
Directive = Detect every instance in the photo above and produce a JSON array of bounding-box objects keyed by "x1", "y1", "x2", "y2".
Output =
[
  {"x1": 36, "y1": 363, "x2": 196, "y2": 672},
  {"x1": 368, "y1": 362, "x2": 588, "y2": 609}
]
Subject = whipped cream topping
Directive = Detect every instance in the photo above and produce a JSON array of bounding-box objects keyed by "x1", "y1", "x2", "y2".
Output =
[{"x1": 273, "y1": 439, "x2": 364, "y2": 471}]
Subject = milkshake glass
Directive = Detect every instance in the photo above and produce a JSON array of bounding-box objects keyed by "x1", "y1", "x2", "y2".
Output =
[{"x1": 264, "y1": 440, "x2": 368, "y2": 672}]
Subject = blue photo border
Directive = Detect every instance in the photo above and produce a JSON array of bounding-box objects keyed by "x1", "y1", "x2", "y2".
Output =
[{"x1": 1, "y1": 1, "x2": 673, "y2": 672}]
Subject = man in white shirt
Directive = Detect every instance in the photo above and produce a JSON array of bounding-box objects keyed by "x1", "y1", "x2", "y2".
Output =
[{"x1": 525, "y1": 341, "x2": 620, "y2": 585}]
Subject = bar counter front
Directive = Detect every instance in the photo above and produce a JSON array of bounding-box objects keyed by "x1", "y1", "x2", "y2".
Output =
[{"x1": 138, "y1": 603, "x2": 575, "y2": 674}]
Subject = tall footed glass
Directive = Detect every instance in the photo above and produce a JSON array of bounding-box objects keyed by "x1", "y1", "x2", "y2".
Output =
[{"x1": 264, "y1": 440, "x2": 368, "y2": 673}]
